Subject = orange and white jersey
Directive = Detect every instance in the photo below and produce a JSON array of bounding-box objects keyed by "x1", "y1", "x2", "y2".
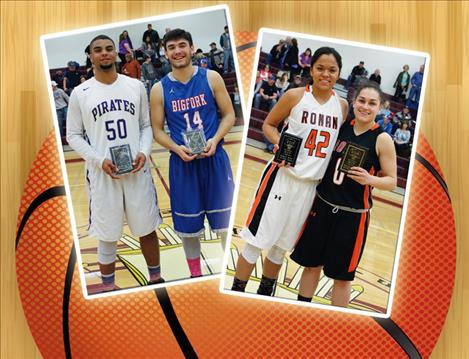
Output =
[{"x1": 283, "y1": 85, "x2": 343, "y2": 181}]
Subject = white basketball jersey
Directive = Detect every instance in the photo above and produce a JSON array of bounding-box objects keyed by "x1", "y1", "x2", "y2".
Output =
[
  {"x1": 283, "y1": 85, "x2": 342, "y2": 180},
  {"x1": 67, "y1": 74, "x2": 149, "y2": 167}
]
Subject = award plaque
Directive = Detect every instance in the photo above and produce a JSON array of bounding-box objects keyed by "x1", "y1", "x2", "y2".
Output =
[
  {"x1": 273, "y1": 132, "x2": 302, "y2": 166},
  {"x1": 109, "y1": 144, "x2": 133, "y2": 175},
  {"x1": 182, "y1": 128, "x2": 207, "y2": 155},
  {"x1": 338, "y1": 142, "x2": 368, "y2": 173}
]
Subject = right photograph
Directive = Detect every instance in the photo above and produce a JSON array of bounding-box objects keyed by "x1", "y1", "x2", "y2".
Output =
[{"x1": 221, "y1": 28, "x2": 430, "y2": 317}]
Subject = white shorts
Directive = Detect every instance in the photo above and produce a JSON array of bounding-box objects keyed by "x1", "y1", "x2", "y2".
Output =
[
  {"x1": 86, "y1": 161, "x2": 162, "y2": 242},
  {"x1": 240, "y1": 163, "x2": 318, "y2": 251}
]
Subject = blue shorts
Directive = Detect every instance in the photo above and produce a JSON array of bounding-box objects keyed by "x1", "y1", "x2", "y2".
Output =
[{"x1": 169, "y1": 147, "x2": 234, "y2": 237}]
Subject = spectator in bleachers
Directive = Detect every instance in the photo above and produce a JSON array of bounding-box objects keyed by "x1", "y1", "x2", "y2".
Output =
[
  {"x1": 121, "y1": 52, "x2": 141, "y2": 79},
  {"x1": 52, "y1": 80, "x2": 69, "y2": 138},
  {"x1": 406, "y1": 64, "x2": 424, "y2": 109},
  {"x1": 220, "y1": 25, "x2": 234, "y2": 73},
  {"x1": 140, "y1": 35, "x2": 157, "y2": 63},
  {"x1": 118, "y1": 30, "x2": 134, "y2": 64},
  {"x1": 353, "y1": 70, "x2": 369, "y2": 88},
  {"x1": 84, "y1": 45, "x2": 94, "y2": 79},
  {"x1": 284, "y1": 38, "x2": 299, "y2": 78},
  {"x1": 377, "y1": 114, "x2": 393, "y2": 135},
  {"x1": 193, "y1": 48, "x2": 206, "y2": 65},
  {"x1": 63, "y1": 61, "x2": 81, "y2": 95},
  {"x1": 158, "y1": 56, "x2": 172, "y2": 78},
  {"x1": 275, "y1": 72, "x2": 290, "y2": 97},
  {"x1": 376, "y1": 100, "x2": 391, "y2": 122},
  {"x1": 279, "y1": 37, "x2": 292, "y2": 68},
  {"x1": 298, "y1": 48, "x2": 312, "y2": 78},
  {"x1": 394, "y1": 106, "x2": 412, "y2": 125},
  {"x1": 393, "y1": 64, "x2": 410, "y2": 101},
  {"x1": 266, "y1": 39, "x2": 286, "y2": 66},
  {"x1": 230, "y1": 85, "x2": 242, "y2": 118},
  {"x1": 287, "y1": 74, "x2": 303, "y2": 91},
  {"x1": 53, "y1": 70, "x2": 65, "y2": 90},
  {"x1": 346, "y1": 61, "x2": 366, "y2": 89},
  {"x1": 208, "y1": 42, "x2": 224, "y2": 73},
  {"x1": 142, "y1": 24, "x2": 160, "y2": 50},
  {"x1": 254, "y1": 64, "x2": 271, "y2": 93},
  {"x1": 369, "y1": 69, "x2": 381, "y2": 85},
  {"x1": 253, "y1": 74, "x2": 278, "y2": 111},
  {"x1": 142, "y1": 55, "x2": 158, "y2": 98},
  {"x1": 393, "y1": 106, "x2": 414, "y2": 133},
  {"x1": 394, "y1": 121, "x2": 411, "y2": 157},
  {"x1": 200, "y1": 58, "x2": 209, "y2": 68}
]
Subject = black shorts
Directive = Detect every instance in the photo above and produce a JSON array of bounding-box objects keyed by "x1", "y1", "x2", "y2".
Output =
[{"x1": 290, "y1": 196, "x2": 370, "y2": 281}]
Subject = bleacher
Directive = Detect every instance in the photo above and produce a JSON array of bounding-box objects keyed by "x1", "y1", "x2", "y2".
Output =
[{"x1": 49, "y1": 60, "x2": 244, "y2": 145}]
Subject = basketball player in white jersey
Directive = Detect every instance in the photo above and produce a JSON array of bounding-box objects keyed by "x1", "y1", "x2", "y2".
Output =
[
  {"x1": 232, "y1": 47, "x2": 349, "y2": 296},
  {"x1": 67, "y1": 35, "x2": 163, "y2": 292}
]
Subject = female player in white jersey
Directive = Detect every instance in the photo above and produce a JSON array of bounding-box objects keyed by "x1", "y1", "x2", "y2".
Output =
[
  {"x1": 67, "y1": 35, "x2": 163, "y2": 292},
  {"x1": 291, "y1": 81, "x2": 397, "y2": 306},
  {"x1": 232, "y1": 47, "x2": 349, "y2": 295}
]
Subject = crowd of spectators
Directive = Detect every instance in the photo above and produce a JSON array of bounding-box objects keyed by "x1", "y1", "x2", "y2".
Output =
[
  {"x1": 252, "y1": 37, "x2": 425, "y2": 158},
  {"x1": 51, "y1": 24, "x2": 238, "y2": 144}
]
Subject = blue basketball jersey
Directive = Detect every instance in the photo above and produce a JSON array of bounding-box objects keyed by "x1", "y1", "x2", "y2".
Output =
[{"x1": 160, "y1": 67, "x2": 222, "y2": 146}]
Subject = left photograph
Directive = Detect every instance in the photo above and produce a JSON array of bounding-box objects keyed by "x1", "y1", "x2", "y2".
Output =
[{"x1": 41, "y1": 5, "x2": 245, "y2": 297}]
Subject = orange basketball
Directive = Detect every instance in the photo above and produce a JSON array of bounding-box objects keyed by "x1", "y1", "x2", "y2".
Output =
[{"x1": 16, "y1": 33, "x2": 455, "y2": 358}]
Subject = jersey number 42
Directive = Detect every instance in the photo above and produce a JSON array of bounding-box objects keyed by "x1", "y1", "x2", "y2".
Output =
[{"x1": 304, "y1": 129, "x2": 330, "y2": 158}]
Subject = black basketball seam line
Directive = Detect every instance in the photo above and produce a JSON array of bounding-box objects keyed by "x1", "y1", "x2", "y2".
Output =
[
  {"x1": 373, "y1": 317, "x2": 422, "y2": 359},
  {"x1": 15, "y1": 185, "x2": 66, "y2": 250},
  {"x1": 237, "y1": 35, "x2": 450, "y2": 356},
  {"x1": 14, "y1": 184, "x2": 75, "y2": 358},
  {"x1": 415, "y1": 153, "x2": 451, "y2": 202},
  {"x1": 17, "y1": 42, "x2": 450, "y2": 358},
  {"x1": 14, "y1": 185, "x2": 197, "y2": 357},
  {"x1": 236, "y1": 41, "x2": 257, "y2": 52},
  {"x1": 372, "y1": 151, "x2": 451, "y2": 358},
  {"x1": 154, "y1": 288, "x2": 199, "y2": 358},
  {"x1": 63, "y1": 243, "x2": 76, "y2": 359}
]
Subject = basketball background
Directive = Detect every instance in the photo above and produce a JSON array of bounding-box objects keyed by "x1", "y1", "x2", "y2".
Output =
[{"x1": 1, "y1": 1, "x2": 468, "y2": 358}]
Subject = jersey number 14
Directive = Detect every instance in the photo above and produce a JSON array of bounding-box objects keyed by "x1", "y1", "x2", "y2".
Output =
[{"x1": 183, "y1": 110, "x2": 203, "y2": 130}]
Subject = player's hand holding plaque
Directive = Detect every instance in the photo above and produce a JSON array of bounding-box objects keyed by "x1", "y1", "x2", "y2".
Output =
[
  {"x1": 273, "y1": 132, "x2": 302, "y2": 167},
  {"x1": 109, "y1": 144, "x2": 133, "y2": 175},
  {"x1": 182, "y1": 128, "x2": 207, "y2": 155},
  {"x1": 339, "y1": 142, "x2": 368, "y2": 173}
]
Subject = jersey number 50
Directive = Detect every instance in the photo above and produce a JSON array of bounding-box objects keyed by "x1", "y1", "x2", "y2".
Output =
[{"x1": 105, "y1": 119, "x2": 127, "y2": 140}]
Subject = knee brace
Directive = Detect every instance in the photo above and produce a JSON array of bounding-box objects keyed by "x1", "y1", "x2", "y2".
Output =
[
  {"x1": 241, "y1": 243, "x2": 262, "y2": 264},
  {"x1": 97, "y1": 240, "x2": 117, "y2": 265},
  {"x1": 266, "y1": 245, "x2": 287, "y2": 265}
]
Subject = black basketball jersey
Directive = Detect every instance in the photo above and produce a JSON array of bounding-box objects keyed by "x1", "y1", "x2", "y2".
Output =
[{"x1": 317, "y1": 120, "x2": 383, "y2": 209}]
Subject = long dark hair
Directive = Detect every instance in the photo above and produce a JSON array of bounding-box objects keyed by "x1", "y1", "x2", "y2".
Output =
[{"x1": 311, "y1": 47, "x2": 342, "y2": 74}]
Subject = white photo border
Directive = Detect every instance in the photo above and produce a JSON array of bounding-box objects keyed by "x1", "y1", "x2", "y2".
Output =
[
  {"x1": 40, "y1": 4, "x2": 248, "y2": 300},
  {"x1": 219, "y1": 27, "x2": 431, "y2": 319}
]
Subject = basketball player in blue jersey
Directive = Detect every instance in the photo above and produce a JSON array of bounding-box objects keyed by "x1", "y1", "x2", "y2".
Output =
[
  {"x1": 67, "y1": 35, "x2": 163, "y2": 292},
  {"x1": 150, "y1": 29, "x2": 235, "y2": 278}
]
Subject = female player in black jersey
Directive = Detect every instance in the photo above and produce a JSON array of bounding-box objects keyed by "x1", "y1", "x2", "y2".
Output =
[{"x1": 290, "y1": 81, "x2": 397, "y2": 307}]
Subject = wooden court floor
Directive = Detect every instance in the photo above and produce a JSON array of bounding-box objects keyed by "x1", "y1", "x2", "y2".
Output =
[
  {"x1": 223, "y1": 145, "x2": 403, "y2": 314},
  {"x1": 64, "y1": 131, "x2": 242, "y2": 295}
]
